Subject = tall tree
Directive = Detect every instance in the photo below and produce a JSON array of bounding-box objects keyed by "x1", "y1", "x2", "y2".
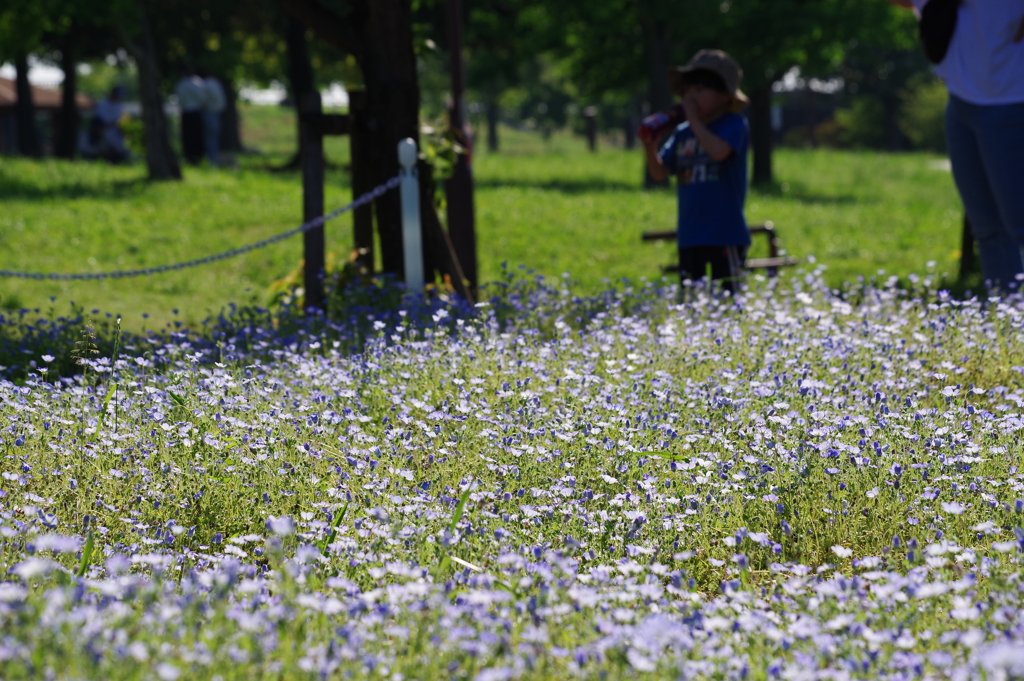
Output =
[
  {"x1": 52, "y1": 25, "x2": 80, "y2": 159},
  {"x1": 0, "y1": 0, "x2": 50, "y2": 157},
  {"x1": 716, "y1": 0, "x2": 915, "y2": 183},
  {"x1": 44, "y1": 10, "x2": 121, "y2": 159},
  {"x1": 119, "y1": 0, "x2": 181, "y2": 180},
  {"x1": 275, "y1": 0, "x2": 421, "y2": 277},
  {"x1": 13, "y1": 55, "x2": 41, "y2": 157}
]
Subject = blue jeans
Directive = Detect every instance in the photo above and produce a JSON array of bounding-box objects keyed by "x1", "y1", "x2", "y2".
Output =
[
  {"x1": 946, "y1": 95, "x2": 1024, "y2": 290},
  {"x1": 203, "y1": 111, "x2": 221, "y2": 166}
]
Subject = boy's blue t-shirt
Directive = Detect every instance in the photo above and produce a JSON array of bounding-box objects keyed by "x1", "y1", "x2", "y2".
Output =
[{"x1": 658, "y1": 112, "x2": 750, "y2": 248}]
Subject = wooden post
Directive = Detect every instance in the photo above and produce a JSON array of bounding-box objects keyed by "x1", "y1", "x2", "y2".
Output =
[
  {"x1": 446, "y1": 0, "x2": 478, "y2": 296},
  {"x1": 583, "y1": 106, "x2": 598, "y2": 152},
  {"x1": 398, "y1": 138, "x2": 424, "y2": 291},
  {"x1": 300, "y1": 91, "x2": 325, "y2": 312},
  {"x1": 349, "y1": 90, "x2": 374, "y2": 272}
]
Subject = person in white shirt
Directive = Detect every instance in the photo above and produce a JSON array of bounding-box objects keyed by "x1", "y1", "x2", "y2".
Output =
[
  {"x1": 175, "y1": 64, "x2": 207, "y2": 165},
  {"x1": 888, "y1": 0, "x2": 1024, "y2": 291},
  {"x1": 197, "y1": 67, "x2": 226, "y2": 166}
]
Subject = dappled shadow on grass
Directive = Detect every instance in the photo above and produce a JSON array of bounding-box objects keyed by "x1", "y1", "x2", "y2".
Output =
[
  {"x1": 0, "y1": 166, "x2": 148, "y2": 201},
  {"x1": 474, "y1": 177, "x2": 641, "y2": 194},
  {"x1": 751, "y1": 179, "x2": 864, "y2": 206}
]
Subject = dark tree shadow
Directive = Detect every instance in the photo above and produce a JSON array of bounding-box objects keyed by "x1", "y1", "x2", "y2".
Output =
[
  {"x1": 473, "y1": 177, "x2": 640, "y2": 194},
  {"x1": 0, "y1": 167, "x2": 149, "y2": 201},
  {"x1": 750, "y1": 180, "x2": 863, "y2": 205}
]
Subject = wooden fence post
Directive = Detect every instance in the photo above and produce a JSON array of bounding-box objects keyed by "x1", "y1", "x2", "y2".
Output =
[
  {"x1": 349, "y1": 90, "x2": 374, "y2": 273},
  {"x1": 300, "y1": 91, "x2": 325, "y2": 312},
  {"x1": 446, "y1": 0, "x2": 478, "y2": 297}
]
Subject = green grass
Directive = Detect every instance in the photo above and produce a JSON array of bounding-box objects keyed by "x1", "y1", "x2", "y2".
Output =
[
  {"x1": 0, "y1": 104, "x2": 963, "y2": 333},
  {"x1": 474, "y1": 127, "x2": 963, "y2": 291}
]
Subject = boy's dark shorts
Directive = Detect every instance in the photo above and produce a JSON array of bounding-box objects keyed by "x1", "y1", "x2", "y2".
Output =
[{"x1": 678, "y1": 245, "x2": 746, "y2": 293}]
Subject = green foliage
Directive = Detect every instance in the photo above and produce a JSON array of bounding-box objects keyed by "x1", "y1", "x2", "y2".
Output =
[
  {"x1": 900, "y1": 76, "x2": 948, "y2": 152},
  {"x1": 76, "y1": 58, "x2": 137, "y2": 100},
  {"x1": 833, "y1": 96, "x2": 888, "y2": 149}
]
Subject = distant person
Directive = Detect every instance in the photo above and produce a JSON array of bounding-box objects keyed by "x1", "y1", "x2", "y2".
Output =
[
  {"x1": 641, "y1": 49, "x2": 750, "y2": 294},
  {"x1": 887, "y1": 0, "x2": 1024, "y2": 292},
  {"x1": 175, "y1": 64, "x2": 206, "y2": 165},
  {"x1": 81, "y1": 85, "x2": 129, "y2": 163},
  {"x1": 197, "y1": 67, "x2": 226, "y2": 166}
]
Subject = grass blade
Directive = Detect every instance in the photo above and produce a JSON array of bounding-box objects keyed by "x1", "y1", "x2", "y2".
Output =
[
  {"x1": 319, "y1": 502, "x2": 349, "y2": 553},
  {"x1": 76, "y1": 533, "x2": 94, "y2": 577},
  {"x1": 96, "y1": 382, "x2": 117, "y2": 432},
  {"x1": 448, "y1": 488, "x2": 472, "y2": 534}
]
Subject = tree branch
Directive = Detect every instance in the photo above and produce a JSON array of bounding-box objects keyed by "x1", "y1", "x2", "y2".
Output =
[{"x1": 274, "y1": 0, "x2": 362, "y2": 58}]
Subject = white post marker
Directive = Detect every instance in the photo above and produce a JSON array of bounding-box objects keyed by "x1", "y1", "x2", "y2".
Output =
[{"x1": 398, "y1": 138, "x2": 423, "y2": 293}]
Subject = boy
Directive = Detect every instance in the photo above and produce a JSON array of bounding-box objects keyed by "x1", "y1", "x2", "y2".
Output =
[{"x1": 642, "y1": 49, "x2": 750, "y2": 294}]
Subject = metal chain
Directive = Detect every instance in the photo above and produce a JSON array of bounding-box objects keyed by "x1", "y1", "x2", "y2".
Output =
[{"x1": 0, "y1": 175, "x2": 403, "y2": 281}]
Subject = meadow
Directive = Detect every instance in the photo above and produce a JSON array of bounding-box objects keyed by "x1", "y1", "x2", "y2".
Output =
[
  {"x1": 2, "y1": 272, "x2": 1024, "y2": 679},
  {"x1": 2, "y1": 105, "x2": 1019, "y2": 681},
  {"x1": 0, "y1": 104, "x2": 964, "y2": 333}
]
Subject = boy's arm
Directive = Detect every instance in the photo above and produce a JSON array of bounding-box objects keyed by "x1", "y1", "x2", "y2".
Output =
[
  {"x1": 681, "y1": 98, "x2": 733, "y2": 162},
  {"x1": 642, "y1": 138, "x2": 671, "y2": 182}
]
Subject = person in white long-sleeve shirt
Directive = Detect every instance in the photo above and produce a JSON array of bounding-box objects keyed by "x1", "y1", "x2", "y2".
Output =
[
  {"x1": 175, "y1": 64, "x2": 207, "y2": 165},
  {"x1": 197, "y1": 67, "x2": 226, "y2": 166},
  {"x1": 887, "y1": 0, "x2": 1024, "y2": 291}
]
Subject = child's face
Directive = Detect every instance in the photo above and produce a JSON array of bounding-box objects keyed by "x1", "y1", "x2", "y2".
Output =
[{"x1": 681, "y1": 84, "x2": 734, "y2": 122}]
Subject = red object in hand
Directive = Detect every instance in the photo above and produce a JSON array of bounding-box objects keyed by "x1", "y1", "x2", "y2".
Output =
[{"x1": 638, "y1": 104, "x2": 687, "y2": 141}]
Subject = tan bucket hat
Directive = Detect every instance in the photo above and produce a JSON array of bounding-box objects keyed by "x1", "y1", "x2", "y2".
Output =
[{"x1": 669, "y1": 49, "x2": 750, "y2": 112}]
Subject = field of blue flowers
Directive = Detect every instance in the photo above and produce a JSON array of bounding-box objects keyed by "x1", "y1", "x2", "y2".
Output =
[{"x1": 3, "y1": 268, "x2": 1024, "y2": 680}]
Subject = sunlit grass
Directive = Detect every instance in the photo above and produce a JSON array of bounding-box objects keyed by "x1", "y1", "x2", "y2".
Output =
[{"x1": 0, "y1": 106, "x2": 961, "y2": 334}]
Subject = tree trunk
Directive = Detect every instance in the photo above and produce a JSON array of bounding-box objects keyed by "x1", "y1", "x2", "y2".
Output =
[
  {"x1": 486, "y1": 98, "x2": 499, "y2": 153},
  {"x1": 54, "y1": 29, "x2": 80, "y2": 159},
  {"x1": 275, "y1": 0, "x2": 423, "y2": 278},
  {"x1": 349, "y1": 90, "x2": 375, "y2": 273},
  {"x1": 445, "y1": 0, "x2": 477, "y2": 294},
  {"x1": 122, "y1": 3, "x2": 181, "y2": 180},
  {"x1": 286, "y1": 16, "x2": 315, "y2": 165},
  {"x1": 642, "y1": 21, "x2": 671, "y2": 188},
  {"x1": 219, "y1": 76, "x2": 243, "y2": 153},
  {"x1": 420, "y1": 158, "x2": 473, "y2": 303},
  {"x1": 359, "y1": 1, "x2": 421, "y2": 277},
  {"x1": 749, "y1": 85, "x2": 773, "y2": 186},
  {"x1": 14, "y1": 54, "x2": 41, "y2": 157}
]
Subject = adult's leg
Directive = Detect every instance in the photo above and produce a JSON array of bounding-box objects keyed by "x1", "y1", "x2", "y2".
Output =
[
  {"x1": 184, "y1": 111, "x2": 203, "y2": 164},
  {"x1": 203, "y1": 111, "x2": 220, "y2": 165},
  {"x1": 946, "y1": 96, "x2": 1024, "y2": 289},
  {"x1": 972, "y1": 100, "x2": 1024, "y2": 289},
  {"x1": 192, "y1": 111, "x2": 205, "y2": 164}
]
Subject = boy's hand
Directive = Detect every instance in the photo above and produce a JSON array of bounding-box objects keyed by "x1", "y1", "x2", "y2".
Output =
[
  {"x1": 642, "y1": 135, "x2": 670, "y2": 182},
  {"x1": 680, "y1": 95, "x2": 701, "y2": 123}
]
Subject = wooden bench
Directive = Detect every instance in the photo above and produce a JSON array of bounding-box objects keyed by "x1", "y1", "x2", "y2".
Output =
[{"x1": 641, "y1": 221, "x2": 799, "y2": 276}]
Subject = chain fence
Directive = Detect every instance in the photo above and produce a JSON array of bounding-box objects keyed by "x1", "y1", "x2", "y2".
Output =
[{"x1": 0, "y1": 175, "x2": 402, "y2": 281}]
